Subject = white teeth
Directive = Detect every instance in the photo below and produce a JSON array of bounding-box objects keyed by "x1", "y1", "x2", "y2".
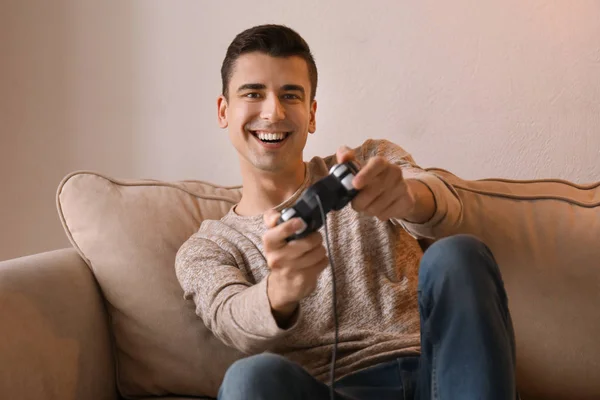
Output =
[{"x1": 256, "y1": 131, "x2": 287, "y2": 141}]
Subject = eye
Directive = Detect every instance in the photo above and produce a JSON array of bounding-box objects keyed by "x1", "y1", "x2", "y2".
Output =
[
  {"x1": 244, "y1": 92, "x2": 261, "y2": 99},
  {"x1": 282, "y1": 93, "x2": 301, "y2": 100}
]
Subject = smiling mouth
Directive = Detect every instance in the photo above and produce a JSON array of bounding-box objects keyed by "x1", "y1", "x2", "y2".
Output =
[{"x1": 249, "y1": 130, "x2": 292, "y2": 143}]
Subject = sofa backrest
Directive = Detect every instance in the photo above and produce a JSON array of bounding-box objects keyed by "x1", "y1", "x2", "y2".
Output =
[{"x1": 57, "y1": 169, "x2": 600, "y2": 400}]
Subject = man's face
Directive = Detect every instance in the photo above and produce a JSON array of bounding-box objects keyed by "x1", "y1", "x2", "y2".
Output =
[{"x1": 218, "y1": 52, "x2": 317, "y2": 173}]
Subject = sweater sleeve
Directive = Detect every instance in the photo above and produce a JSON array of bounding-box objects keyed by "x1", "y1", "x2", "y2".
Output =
[
  {"x1": 175, "y1": 232, "x2": 301, "y2": 354},
  {"x1": 355, "y1": 139, "x2": 464, "y2": 239}
]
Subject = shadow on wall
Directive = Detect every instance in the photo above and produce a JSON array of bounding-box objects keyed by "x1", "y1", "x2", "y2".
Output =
[{"x1": 0, "y1": 1, "x2": 136, "y2": 260}]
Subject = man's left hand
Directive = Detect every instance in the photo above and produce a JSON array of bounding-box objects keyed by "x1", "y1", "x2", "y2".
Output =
[{"x1": 336, "y1": 146, "x2": 418, "y2": 222}]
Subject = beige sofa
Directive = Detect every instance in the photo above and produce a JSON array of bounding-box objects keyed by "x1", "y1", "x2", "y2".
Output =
[{"x1": 1, "y1": 168, "x2": 599, "y2": 400}]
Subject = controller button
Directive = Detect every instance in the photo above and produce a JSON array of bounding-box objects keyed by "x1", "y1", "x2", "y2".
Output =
[
  {"x1": 341, "y1": 174, "x2": 354, "y2": 191},
  {"x1": 281, "y1": 208, "x2": 297, "y2": 221},
  {"x1": 332, "y1": 164, "x2": 348, "y2": 177}
]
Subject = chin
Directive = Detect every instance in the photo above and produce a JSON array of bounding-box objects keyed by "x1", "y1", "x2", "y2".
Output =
[
  {"x1": 249, "y1": 155, "x2": 288, "y2": 172},
  {"x1": 253, "y1": 161, "x2": 286, "y2": 173}
]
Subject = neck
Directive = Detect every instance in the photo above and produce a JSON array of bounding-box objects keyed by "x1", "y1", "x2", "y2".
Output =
[{"x1": 235, "y1": 160, "x2": 306, "y2": 216}]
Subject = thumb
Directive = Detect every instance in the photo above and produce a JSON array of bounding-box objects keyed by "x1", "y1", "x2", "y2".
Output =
[
  {"x1": 336, "y1": 145, "x2": 355, "y2": 164},
  {"x1": 263, "y1": 208, "x2": 281, "y2": 229}
]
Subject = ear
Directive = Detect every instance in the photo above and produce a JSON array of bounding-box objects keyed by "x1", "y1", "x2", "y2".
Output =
[
  {"x1": 217, "y1": 95, "x2": 228, "y2": 128},
  {"x1": 308, "y1": 99, "x2": 317, "y2": 134}
]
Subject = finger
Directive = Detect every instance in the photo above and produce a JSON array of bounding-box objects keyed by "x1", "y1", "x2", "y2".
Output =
[
  {"x1": 350, "y1": 170, "x2": 388, "y2": 210},
  {"x1": 285, "y1": 231, "x2": 324, "y2": 258},
  {"x1": 263, "y1": 218, "x2": 307, "y2": 251},
  {"x1": 307, "y1": 253, "x2": 331, "y2": 275},
  {"x1": 378, "y1": 200, "x2": 401, "y2": 222},
  {"x1": 297, "y1": 254, "x2": 330, "y2": 290},
  {"x1": 353, "y1": 157, "x2": 389, "y2": 190},
  {"x1": 352, "y1": 187, "x2": 382, "y2": 212},
  {"x1": 367, "y1": 192, "x2": 398, "y2": 220},
  {"x1": 362, "y1": 175, "x2": 411, "y2": 220},
  {"x1": 336, "y1": 145, "x2": 356, "y2": 164},
  {"x1": 311, "y1": 252, "x2": 331, "y2": 275},
  {"x1": 354, "y1": 186, "x2": 390, "y2": 214},
  {"x1": 293, "y1": 244, "x2": 328, "y2": 269},
  {"x1": 379, "y1": 183, "x2": 415, "y2": 221},
  {"x1": 263, "y1": 209, "x2": 281, "y2": 228}
]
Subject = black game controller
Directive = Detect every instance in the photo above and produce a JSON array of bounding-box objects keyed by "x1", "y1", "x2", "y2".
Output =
[{"x1": 277, "y1": 161, "x2": 360, "y2": 241}]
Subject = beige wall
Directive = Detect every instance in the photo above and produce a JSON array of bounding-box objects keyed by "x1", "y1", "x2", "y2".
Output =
[{"x1": 1, "y1": 0, "x2": 599, "y2": 261}]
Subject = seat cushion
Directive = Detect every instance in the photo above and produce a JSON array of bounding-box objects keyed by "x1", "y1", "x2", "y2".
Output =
[
  {"x1": 57, "y1": 172, "x2": 245, "y2": 398},
  {"x1": 419, "y1": 169, "x2": 600, "y2": 400}
]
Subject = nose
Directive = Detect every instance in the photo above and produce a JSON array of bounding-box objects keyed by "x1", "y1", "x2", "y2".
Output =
[{"x1": 260, "y1": 95, "x2": 285, "y2": 122}]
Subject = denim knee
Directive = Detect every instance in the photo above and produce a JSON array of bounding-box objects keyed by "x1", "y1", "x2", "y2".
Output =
[
  {"x1": 418, "y1": 234, "x2": 497, "y2": 290},
  {"x1": 220, "y1": 353, "x2": 292, "y2": 398}
]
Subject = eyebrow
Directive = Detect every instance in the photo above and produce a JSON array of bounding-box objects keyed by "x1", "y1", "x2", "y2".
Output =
[
  {"x1": 237, "y1": 83, "x2": 266, "y2": 92},
  {"x1": 236, "y1": 83, "x2": 306, "y2": 96},
  {"x1": 281, "y1": 84, "x2": 305, "y2": 95}
]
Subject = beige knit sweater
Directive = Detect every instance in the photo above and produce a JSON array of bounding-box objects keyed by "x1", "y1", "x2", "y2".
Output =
[{"x1": 175, "y1": 139, "x2": 462, "y2": 382}]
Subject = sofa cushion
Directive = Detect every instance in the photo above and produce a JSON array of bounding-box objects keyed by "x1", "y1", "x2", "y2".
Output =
[
  {"x1": 57, "y1": 172, "x2": 245, "y2": 398},
  {"x1": 415, "y1": 169, "x2": 600, "y2": 400}
]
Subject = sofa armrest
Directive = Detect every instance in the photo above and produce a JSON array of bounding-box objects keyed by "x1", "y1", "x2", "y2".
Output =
[{"x1": 0, "y1": 248, "x2": 118, "y2": 400}]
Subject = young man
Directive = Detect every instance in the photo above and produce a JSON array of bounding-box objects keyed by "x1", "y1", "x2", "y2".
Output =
[{"x1": 176, "y1": 24, "x2": 517, "y2": 400}]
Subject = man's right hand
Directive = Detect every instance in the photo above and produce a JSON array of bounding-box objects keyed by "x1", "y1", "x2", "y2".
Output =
[{"x1": 262, "y1": 209, "x2": 329, "y2": 326}]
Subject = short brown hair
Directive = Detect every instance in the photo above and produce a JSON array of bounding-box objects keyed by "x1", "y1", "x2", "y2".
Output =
[{"x1": 220, "y1": 24, "x2": 318, "y2": 101}]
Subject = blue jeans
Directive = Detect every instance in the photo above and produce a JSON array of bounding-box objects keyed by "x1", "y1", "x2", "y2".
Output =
[{"x1": 218, "y1": 235, "x2": 517, "y2": 400}]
